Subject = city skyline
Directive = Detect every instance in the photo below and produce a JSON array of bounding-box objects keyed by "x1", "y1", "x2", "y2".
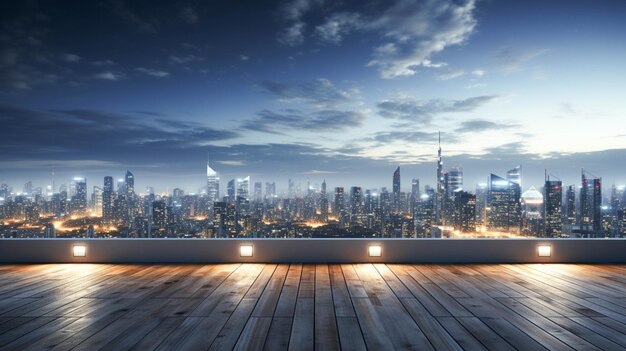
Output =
[{"x1": 1, "y1": 0, "x2": 626, "y2": 189}]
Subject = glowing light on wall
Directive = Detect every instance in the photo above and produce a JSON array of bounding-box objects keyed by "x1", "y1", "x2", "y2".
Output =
[
  {"x1": 368, "y1": 245, "x2": 382, "y2": 257},
  {"x1": 73, "y1": 244, "x2": 87, "y2": 257},
  {"x1": 240, "y1": 245, "x2": 253, "y2": 257},
  {"x1": 537, "y1": 244, "x2": 552, "y2": 257}
]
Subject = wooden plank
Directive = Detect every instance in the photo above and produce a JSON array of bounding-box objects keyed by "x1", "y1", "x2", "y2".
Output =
[
  {"x1": 234, "y1": 317, "x2": 272, "y2": 351},
  {"x1": 264, "y1": 317, "x2": 292, "y2": 351},
  {"x1": 314, "y1": 264, "x2": 340, "y2": 350},
  {"x1": 288, "y1": 264, "x2": 315, "y2": 351}
]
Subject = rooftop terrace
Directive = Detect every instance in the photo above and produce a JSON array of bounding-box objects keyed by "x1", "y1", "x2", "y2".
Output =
[{"x1": 0, "y1": 263, "x2": 625, "y2": 350}]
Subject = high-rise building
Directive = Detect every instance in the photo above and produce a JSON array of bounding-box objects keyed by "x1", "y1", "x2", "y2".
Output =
[
  {"x1": 236, "y1": 176, "x2": 250, "y2": 201},
  {"x1": 265, "y1": 182, "x2": 276, "y2": 201},
  {"x1": 580, "y1": 169, "x2": 602, "y2": 236},
  {"x1": 350, "y1": 186, "x2": 364, "y2": 227},
  {"x1": 487, "y1": 173, "x2": 521, "y2": 233},
  {"x1": 206, "y1": 155, "x2": 220, "y2": 207},
  {"x1": 71, "y1": 177, "x2": 87, "y2": 214},
  {"x1": 92, "y1": 186, "x2": 103, "y2": 217},
  {"x1": 320, "y1": 180, "x2": 328, "y2": 222},
  {"x1": 453, "y1": 190, "x2": 476, "y2": 233},
  {"x1": 152, "y1": 200, "x2": 168, "y2": 229},
  {"x1": 288, "y1": 179, "x2": 295, "y2": 198},
  {"x1": 334, "y1": 187, "x2": 346, "y2": 227},
  {"x1": 253, "y1": 182, "x2": 262, "y2": 202},
  {"x1": 507, "y1": 165, "x2": 522, "y2": 187},
  {"x1": 103, "y1": 176, "x2": 114, "y2": 221},
  {"x1": 436, "y1": 132, "x2": 444, "y2": 224},
  {"x1": 475, "y1": 183, "x2": 488, "y2": 226},
  {"x1": 125, "y1": 170, "x2": 134, "y2": 196},
  {"x1": 521, "y1": 186, "x2": 543, "y2": 236},
  {"x1": 544, "y1": 175, "x2": 562, "y2": 238},
  {"x1": 392, "y1": 166, "x2": 400, "y2": 213},
  {"x1": 565, "y1": 185, "x2": 576, "y2": 227},
  {"x1": 227, "y1": 179, "x2": 236, "y2": 203},
  {"x1": 415, "y1": 186, "x2": 435, "y2": 237}
]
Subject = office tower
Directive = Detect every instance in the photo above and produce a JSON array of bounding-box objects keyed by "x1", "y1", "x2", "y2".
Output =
[
  {"x1": 103, "y1": 176, "x2": 114, "y2": 221},
  {"x1": 453, "y1": 190, "x2": 476, "y2": 233},
  {"x1": 320, "y1": 180, "x2": 328, "y2": 222},
  {"x1": 206, "y1": 155, "x2": 220, "y2": 206},
  {"x1": 117, "y1": 178, "x2": 125, "y2": 193},
  {"x1": 288, "y1": 179, "x2": 295, "y2": 198},
  {"x1": 392, "y1": 166, "x2": 400, "y2": 213},
  {"x1": 125, "y1": 170, "x2": 134, "y2": 196},
  {"x1": 152, "y1": 200, "x2": 168, "y2": 229},
  {"x1": 23, "y1": 181, "x2": 33, "y2": 195},
  {"x1": 521, "y1": 186, "x2": 543, "y2": 236},
  {"x1": 265, "y1": 182, "x2": 276, "y2": 201},
  {"x1": 487, "y1": 174, "x2": 521, "y2": 233},
  {"x1": 71, "y1": 177, "x2": 87, "y2": 214},
  {"x1": 475, "y1": 183, "x2": 487, "y2": 226},
  {"x1": 253, "y1": 182, "x2": 262, "y2": 202},
  {"x1": 507, "y1": 165, "x2": 522, "y2": 187},
  {"x1": 415, "y1": 186, "x2": 435, "y2": 237},
  {"x1": 565, "y1": 185, "x2": 576, "y2": 227},
  {"x1": 350, "y1": 186, "x2": 364, "y2": 227},
  {"x1": 544, "y1": 175, "x2": 563, "y2": 238},
  {"x1": 334, "y1": 187, "x2": 346, "y2": 227},
  {"x1": 92, "y1": 186, "x2": 103, "y2": 216},
  {"x1": 236, "y1": 176, "x2": 250, "y2": 201},
  {"x1": 580, "y1": 169, "x2": 602, "y2": 236},
  {"x1": 436, "y1": 132, "x2": 444, "y2": 224},
  {"x1": 227, "y1": 179, "x2": 236, "y2": 202},
  {"x1": 44, "y1": 223, "x2": 56, "y2": 238}
]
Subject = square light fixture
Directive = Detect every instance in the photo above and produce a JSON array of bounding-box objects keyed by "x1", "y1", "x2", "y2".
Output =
[
  {"x1": 368, "y1": 245, "x2": 382, "y2": 257},
  {"x1": 537, "y1": 244, "x2": 552, "y2": 257},
  {"x1": 240, "y1": 245, "x2": 253, "y2": 257},
  {"x1": 73, "y1": 244, "x2": 87, "y2": 257}
]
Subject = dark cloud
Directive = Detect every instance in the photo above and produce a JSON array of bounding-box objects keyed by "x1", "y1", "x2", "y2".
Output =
[
  {"x1": 455, "y1": 119, "x2": 517, "y2": 133},
  {"x1": 259, "y1": 79, "x2": 356, "y2": 107},
  {"x1": 482, "y1": 142, "x2": 527, "y2": 158},
  {"x1": 241, "y1": 109, "x2": 364, "y2": 134},
  {"x1": 0, "y1": 103, "x2": 239, "y2": 164},
  {"x1": 377, "y1": 95, "x2": 500, "y2": 122},
  {"x1": 371, "y1": 131, "x2": 443, "y2": 144}
]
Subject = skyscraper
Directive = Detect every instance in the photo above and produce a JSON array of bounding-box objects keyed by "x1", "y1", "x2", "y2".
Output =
[
  {"x1": 206, "y1": 155, "x2": 220, "y2": 206},
  {"x1": 544, "y1": 174, "x2": 562, "y2": 238},
  {"x1": 453, "y1": 190, "x2": 476, "y2": 233},
  {"x1": 521, "y1": 186, "x2": 543, "y2": 236},
  {"x1": 507, "y1": 165, "x2": 522, "y2": 187},
  {"x1": 320, "y1": 180, "x2": 328, "y2": 222},
  {"x1": 236, "y1": 176, "x2": 250, "y2": 201},
  {"x1": 436, "y1": 132, "x2": 444, "y2": 224},
  {"x1": 580, "y1": 169, "x2": 602, "y2": 236},
  {"x1": 350, "y1": 186, "x2": 364, "y2": 227},
  {"x1": 253, "y1": 182, "x2": 262, "y2": 202},
  {"x1": 565, "y1": 185, "x2": 576, "y2": 227},
  {"x1": 103, "y1": 176, "x2": 114, "y2": 221},
  {"x1": 125, "y1": 170, "x2": 134, "y2": 196},
  {"x1": 71, "y1": 177, "x2": 87, "y2": 214},
  {"x1": 227, "y1": 179, "x2": 236, "y2": 203},
  {"x1": 392, "y1": 166, "x2": 400, "y2": 213},
  {"x1": 487, "y1": 173, "x2": 521, "y2": 234},
  {"x1": 334, "y1": 187, "x2": 346, "y2": 227}
]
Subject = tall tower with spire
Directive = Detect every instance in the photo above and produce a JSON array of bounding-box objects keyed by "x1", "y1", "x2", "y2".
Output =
[
  {"x1": 436, "y1": 132, "x2": 444, "y2": 224},
  {"x1": 206, "y1": 153, "x2": 220, "y2": 208}
]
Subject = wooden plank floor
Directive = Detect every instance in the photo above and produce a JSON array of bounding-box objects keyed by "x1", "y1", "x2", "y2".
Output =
[{"x1": 0, "y1": 264, "x2": 625, "y2": 350}]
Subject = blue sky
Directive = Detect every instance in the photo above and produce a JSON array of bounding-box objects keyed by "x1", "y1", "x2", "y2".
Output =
[{"x1": 1, "y1": 0, "x2": 625, "y2": 193}]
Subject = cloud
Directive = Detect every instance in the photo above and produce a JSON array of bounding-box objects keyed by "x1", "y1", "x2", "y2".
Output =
[
  {"x1": 495, "y1": 46, "x2": 548, "y2": 74},
  {"x1": 483, "y1": 142, "x2": 526, "y2": 157},
  {"x1": 92, "y1": 59, "x2": 116, "y2": 66},
  {"x1": 62, "y1": 53, "x2": 81, "y2": 62},
  {"x1": 240, "y1": 55, "x2": 249, "y2": 61},
  {"x1": 260, "y1": 79, "x2": 356, "y2": 107},
  {"x1": 94, "y1": 71, "x2": 125, "y2": 81},
  {"x1": 471, "y1": 69, "x2": 485, "y2": 77},
  {"x1": 370, "y1": 130, "x2": 445, "y2": 144},
  {"x1": 109, "y1": 0, "x2": 157, "y2": 32},
  {"x1": 377, "y1": 95, "x2": 500, "y2": 122},
  {"x1": 241, "y1": 109, "x2": 365, "y2": 134},
  {"x1": 438, "y1": 69, "x2": 465, "y2": 80},
  {"x1": 297, "y1": 0, "x2": 478, "y2": 78},
  {"x1": 315, "y1": 13, "x2": 363, "y2": 44},
  {"x1": 278, "y1": 0, "x2": 325, "y2": 45},
  {"x1": 169, "y1": 54, "x2": 204, "y2": 64},
  {"x1": 0, "y1": 103, "x2": 239, "y2": 166},
  {"x1": 217, "y1": 160, "x2": 246, "y2": 166},
  {"x1": 136, "y1": 67, "x2": 170, "y2": 78},
  {"x1": 180, "y1": 6, "x2": 199, "y2": 24},
  {"x1": 455, "y1": 119, "x2": 517, "y2": 133}
]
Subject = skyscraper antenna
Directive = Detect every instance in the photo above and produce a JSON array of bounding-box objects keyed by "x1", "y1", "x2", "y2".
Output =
[{"x1": 438, "y1": 131, "x2": 441, "y2": 147}]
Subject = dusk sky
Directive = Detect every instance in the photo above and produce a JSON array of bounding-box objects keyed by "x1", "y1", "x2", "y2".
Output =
[{"x1": 1, "y1": 0, "x2": 626, "y2": 193}]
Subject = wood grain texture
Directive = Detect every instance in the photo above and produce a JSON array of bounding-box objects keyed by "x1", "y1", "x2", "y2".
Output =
[{"x1": 0, "y1": 263, "x2": 624, "y2": 350}]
